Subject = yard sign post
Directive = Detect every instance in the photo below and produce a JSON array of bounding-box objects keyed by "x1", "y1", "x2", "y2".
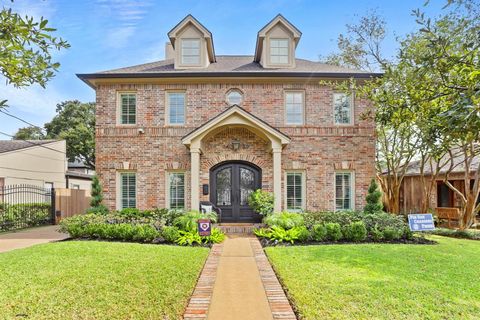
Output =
[
  {"x1": 198, "y1": 219, "x2": 211, "y2": 236},
  {"x1": 408, "y1": 214, "x2": 435, "y2": 231}
]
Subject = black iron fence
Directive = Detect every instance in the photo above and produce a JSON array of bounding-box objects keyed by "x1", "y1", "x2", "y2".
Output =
[{"x1": 0, "y1": 184, "x2": 55, "y2": 232}]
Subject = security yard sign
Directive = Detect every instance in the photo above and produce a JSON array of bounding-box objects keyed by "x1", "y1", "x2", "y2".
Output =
[
  {"x1": 408, "y1": 214, "x2": 435, "y2": 231},
  {"x1": 198, "y1": 219, "x2": 211, "y2": 236}
]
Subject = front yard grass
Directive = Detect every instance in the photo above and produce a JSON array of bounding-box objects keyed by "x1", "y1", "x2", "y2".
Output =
[
  {"x1": 266, "y1": 236, "x2": 480, "y2": 320},
  {"x1": 0, "y1": 241, "x2": 209, "y2": 319}
]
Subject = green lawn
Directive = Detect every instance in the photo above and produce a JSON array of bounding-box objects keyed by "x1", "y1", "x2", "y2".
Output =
[
  {"x1": 0, "y1": 241, "x2": 209, "y2": 319},
  {"x1": 266, "y1": 236, "x2": 480, "y2": 320}
]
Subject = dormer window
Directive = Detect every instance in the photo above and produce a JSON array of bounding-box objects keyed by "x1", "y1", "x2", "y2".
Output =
[
  {"x1": 270, "y1": 39, "x2": 289, "y2": 64},
  {"x1": 181, "y1": 39, "x2": 201, "y2": 65}
]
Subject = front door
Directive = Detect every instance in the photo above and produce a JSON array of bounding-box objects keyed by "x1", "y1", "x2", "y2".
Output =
[{"x1": 210, "y1": 161, "x2": 261, "y2": 222}]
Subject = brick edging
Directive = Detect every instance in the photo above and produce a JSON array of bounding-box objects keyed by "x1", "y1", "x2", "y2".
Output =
[
  {"x1": 250, "y1": 238, "x2": 297, "y2": 320},
  {"x1": 183, "y1": 243, "x2": 223, "y2": 320}
]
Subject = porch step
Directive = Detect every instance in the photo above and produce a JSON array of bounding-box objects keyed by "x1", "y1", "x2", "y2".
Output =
[{"x1": 216, "y1": 223, "x2": 263, "y2": 235}]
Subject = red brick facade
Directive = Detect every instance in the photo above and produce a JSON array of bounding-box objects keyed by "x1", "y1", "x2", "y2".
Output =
[{"x1": 95, "y1": 81, "x2": 375, "y2": 212}]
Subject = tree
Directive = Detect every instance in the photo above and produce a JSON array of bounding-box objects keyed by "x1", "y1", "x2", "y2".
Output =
[
  {"x1": 13, "y1": 126, "x2": 45, "y2": 140},
  {"x1": 44, "y1": 101, "x2": 96, "y2": 169},
  {"x1": 0, "y1": 5, "x2": 69, "y2": 108},
  {"x1": 90, "y1": 175, "x2": 103, "y2": 207},
  {"x1": 364, "y1": 179, "x2": 383, "y2": 214}
]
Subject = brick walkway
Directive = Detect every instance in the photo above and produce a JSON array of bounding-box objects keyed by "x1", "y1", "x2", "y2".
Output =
[
  {"x1": 183, "y1": 236, "x2": 296, "y2": 320},
  {"x1": 0, "y1": 225, "x2": 69, "y2": 253}
]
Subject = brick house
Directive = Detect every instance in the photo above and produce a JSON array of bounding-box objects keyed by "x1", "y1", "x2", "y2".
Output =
[{"x1": 78, "y1": 14, "x2": 377, "y2": 222}]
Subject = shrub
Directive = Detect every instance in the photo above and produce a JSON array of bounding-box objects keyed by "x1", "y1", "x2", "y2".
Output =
[
  {"x1": 90, "y1": 175, "x2": 104, "y2": 207},
  {"x1": 364, "y1": 178, "x2": 383, "y2": 214},
  {"x1": 382, "y1": 227, "x2": 402, "y2": 241},
  {"x1": 173, "y1": 211, "x2": 217, "y2": 232},
  {"x1": 0, "y1": 203, "x2": 51, "y2": 231},
  {"x1": 162, "y1": 226, "x2": 180, "y2": 242},
  {"x1": 296, "y1": 226, "x2": 310, "y2": 242},
  {"x1": 247, "y1": 189, "x2": 274, "y2": 216},
  {"x1": 429, "y1": 228, "x2": 480, "y2": 240},
  {"x1": 303, "y1": 210, "x2": 363, "y2": 229},
  {"x1": 343, "y1": 221, "x2": 367, "y2": 242},
  {"x1": 175, "y1": 230, "x2": 203, "y2": 246},
  {"x1": 264, "y1": 212, "x2": 304, "y2": 230},
  {"x1": 85, "y1": 205, "x2": 109, "y2": 215},
  {"x1": 371, "y1": 224, "x2": 383, "y2": 241},
  {"x1": 312, "y1": 224, "x2": 328, "y2": 241},
  {"x1": 203, "y1": 228, "x2": 226, "y2": 244},
  {"x1": 325, "y1": 223, "x2": 342, "y2": 241},
  {"x1": 254, "y1": 226, "x2": 308, "y2": 244}
]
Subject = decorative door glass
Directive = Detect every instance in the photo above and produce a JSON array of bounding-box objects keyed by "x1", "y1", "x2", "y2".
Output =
[
  {"x1": 240, "y1": 167, "x2": 255, "y2": 205},
  {"x1": 216, "y1": 167, "x2": 231, "y2": 206}
]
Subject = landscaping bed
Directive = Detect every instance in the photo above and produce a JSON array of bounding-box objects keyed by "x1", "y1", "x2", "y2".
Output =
[
  {"x1": 266, "y1": 236, "x2": 480, "y2": 320},
  {"x1": 59, "y1": 208, "x2": 225, "y2": 246},
  {"x1": 0, "y1": 241, "x2": 209, "y2": 319}
]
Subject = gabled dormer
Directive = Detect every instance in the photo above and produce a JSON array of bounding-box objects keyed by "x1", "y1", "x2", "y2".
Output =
[
  {"x1": 254, "y1": 14, "x2": 302, "y2": 69},
  {"x1": 168, "y1": 15, "x2": 216, "y2": 69}
]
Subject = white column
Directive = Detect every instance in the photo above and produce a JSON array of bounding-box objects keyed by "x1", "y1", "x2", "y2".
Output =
[
  {"x1": 272, "y1": 148, "x2": 282, "y2": 212},
  {"x1": 190, "y1": 148, "x2": 201, "y2": 211}
]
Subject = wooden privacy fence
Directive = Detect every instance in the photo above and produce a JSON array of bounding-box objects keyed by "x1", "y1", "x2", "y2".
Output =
[{"x1": 55, "y1": 188, "x2": 90, "y2": 222}]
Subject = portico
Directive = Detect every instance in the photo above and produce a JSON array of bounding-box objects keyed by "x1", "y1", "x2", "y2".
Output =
[{"x1": 182, "y1": 106, "x2": 290, "y2": 216}]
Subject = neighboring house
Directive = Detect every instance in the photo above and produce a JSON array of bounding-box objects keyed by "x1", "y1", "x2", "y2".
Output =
[
  {"x1": 66, "y1": 160, "x2": 94, "y2": 192},
  {"x1": 78, "y1": 14, "x2": 377, "y2": 222},
  {"x1": 0, "y1": 140, "x2": 67, "y2": 189},
  {"x1": 398, "y1": 152, "x2": 480, "y2": 213},
  {"x1": 0, "y1": 140, "x2": 93, "y2": 192}
]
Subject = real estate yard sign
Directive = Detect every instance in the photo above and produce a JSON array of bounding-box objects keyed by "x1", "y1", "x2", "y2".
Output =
[
  {"x1": 198, "y1": 219, "x2": 211, "y2": 236},
  {"x1": 408, "y1": 214, "x2": 435, "y2": 231}
]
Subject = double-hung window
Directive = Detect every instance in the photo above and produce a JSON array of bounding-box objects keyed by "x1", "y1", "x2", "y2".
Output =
[
  {"x1": 119, "y1": 93, "x2": 136, "y2": 125},
  {"x1": 168, "y1": 172, "x2": 185, "y2": 209},
  {"x1": 334, "y1": 93, "x2": 352, "y2": 125},
  {"x1": 270, "y1": 38, "x2": 289, "y2": 64},
  {"x1": 335, "y1": 172, "x2": 353, "y2": 210},
  {"x1": 181, "y1": 39, "x2": 200, "y2": 65},
  {"x1": 120, "y1": 172, "x2": 136, "y2": 209},
  {"x1": 285, "y1": 91, "x2": 304, "y2": 125},
  {"x1": 167, "y1": 92, "x2": 186, "y2": 125},
  {"x1": 286, "y1": 172, "x2": 305, "y2": 211}
]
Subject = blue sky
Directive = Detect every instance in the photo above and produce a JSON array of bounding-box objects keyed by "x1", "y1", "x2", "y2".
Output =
[{"x1": 0, "y1": 0, "x2": 446, "y2": 136}]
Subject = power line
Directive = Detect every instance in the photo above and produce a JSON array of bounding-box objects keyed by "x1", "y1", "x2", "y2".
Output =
[
  {"x1": 0, "y1": 109, "x2": 46, "y2": 131},
  {"x1": 0, "y1": 131, "x2": 66, "y2": 155},
  {"x1": 0, "y1": 166, "x2": 65, "y2": 174}
]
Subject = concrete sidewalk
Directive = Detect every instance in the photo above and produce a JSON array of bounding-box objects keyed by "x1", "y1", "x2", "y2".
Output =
[
  {"x1": 207, "y1": 236, "x2": 274, "y2": 320},
  {"x1": 0, "y1": 225, "x2": 69, "y2": 253}
]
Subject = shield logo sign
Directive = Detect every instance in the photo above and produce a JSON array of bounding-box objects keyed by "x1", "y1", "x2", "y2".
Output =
[{"x1": 198, "y1": 219, "x2": 211, "y2": 236}]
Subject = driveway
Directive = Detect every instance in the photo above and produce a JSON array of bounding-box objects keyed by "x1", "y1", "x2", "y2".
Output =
[{"x1": 0, "y1": 225, "x2": 69, "y2": 253}]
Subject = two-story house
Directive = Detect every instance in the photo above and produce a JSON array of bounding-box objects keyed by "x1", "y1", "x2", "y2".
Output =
[{"x1": 78, "y1": 14, "x2": 377, "y2": 222}]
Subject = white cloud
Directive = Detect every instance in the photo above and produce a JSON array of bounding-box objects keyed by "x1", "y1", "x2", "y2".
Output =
[
  {"x1": 6, "y1": 0, "x2": 57, "y2": 20},
  {"x1": 96, "y1": 0, "x2": 153, "y2": 49}
]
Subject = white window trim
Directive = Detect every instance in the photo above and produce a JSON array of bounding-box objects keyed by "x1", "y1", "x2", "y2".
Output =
[
  {"x1": 225, "y1": 88, "x2": 244, "y2": 106},
  {"x1": 116, "y1": 171, "x2": 137, "y2": 210},
  {"x1": 116, "y1": 91, "x2": 137, "y2": 126},
  {"x1": 165, "y1": 170, "x2": 187, "y2": 210},
  {"x1": 165, "y1": 91, "x2": 186, "y2": 126},
  {"x1": 269, "y1": 38, "x2": 290, "y2": 65},
  {"x1": 284, "y1": 170, "x2": 306, "y2": 212},
  {"x1": 284, "y1": 90, "x2": 305, "y2": 125},
  {"x1": 333, "y1": 92, "x2": 355, "y2": 126},
  {"x1": 334, "y1": 171, "x2": 355, "y2": 211},
  {"x1": 180, "y1": 38, "x2": 201, "y2": 66}
]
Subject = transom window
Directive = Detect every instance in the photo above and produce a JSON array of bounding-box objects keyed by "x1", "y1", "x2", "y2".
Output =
[
  {"x1": 119, "y1": 93, "x2": 136, "y2": 124},
  {"x1": 285, "y1": 91, "x2": 304, "y2": 125},
  {"x1": 120, "y1": 172, "x2": 136, "y2": 209},
  {"x1": 270, "y1": 38, "x2": 289, "y2": 64},
  {"x1": 286, "y1": 172, "x2": 304, "y2": 211},
  {"x1": 226, "y1": 89, "x2": 243, "y2": 106},
  {"x1": 335, "y1": 172, "x2": 353, "y2": 211},
  {"x1": 181, "y1": 39, "x2": 201, "y2": 65},
  {"x1": 169, "y1": 172, "x2": 185, "y2": 209},
  {"x1": 334, "y1": 93, "x2": 352, "y2": 124},
  {"x1": 167, "y1": 92, "x2": 186, "y2": 125}
]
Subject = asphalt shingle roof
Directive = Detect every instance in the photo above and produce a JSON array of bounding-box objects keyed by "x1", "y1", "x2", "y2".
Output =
[
  {"x1": 95, "y1": 55, "x2": 372, "y2": 75},
  {"x1": 0, "y1": 140, "x2": 58, "y2": 154}
]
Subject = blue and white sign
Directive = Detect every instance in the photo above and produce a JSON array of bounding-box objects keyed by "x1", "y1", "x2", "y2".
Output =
[{"x1": 408, "y1": 214, "x2": 435, "y2": 231}]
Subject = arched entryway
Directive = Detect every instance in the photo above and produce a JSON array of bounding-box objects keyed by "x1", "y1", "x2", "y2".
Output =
[{"x1": 210, "y1": 161, "x2": 262, "y2": 222}]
